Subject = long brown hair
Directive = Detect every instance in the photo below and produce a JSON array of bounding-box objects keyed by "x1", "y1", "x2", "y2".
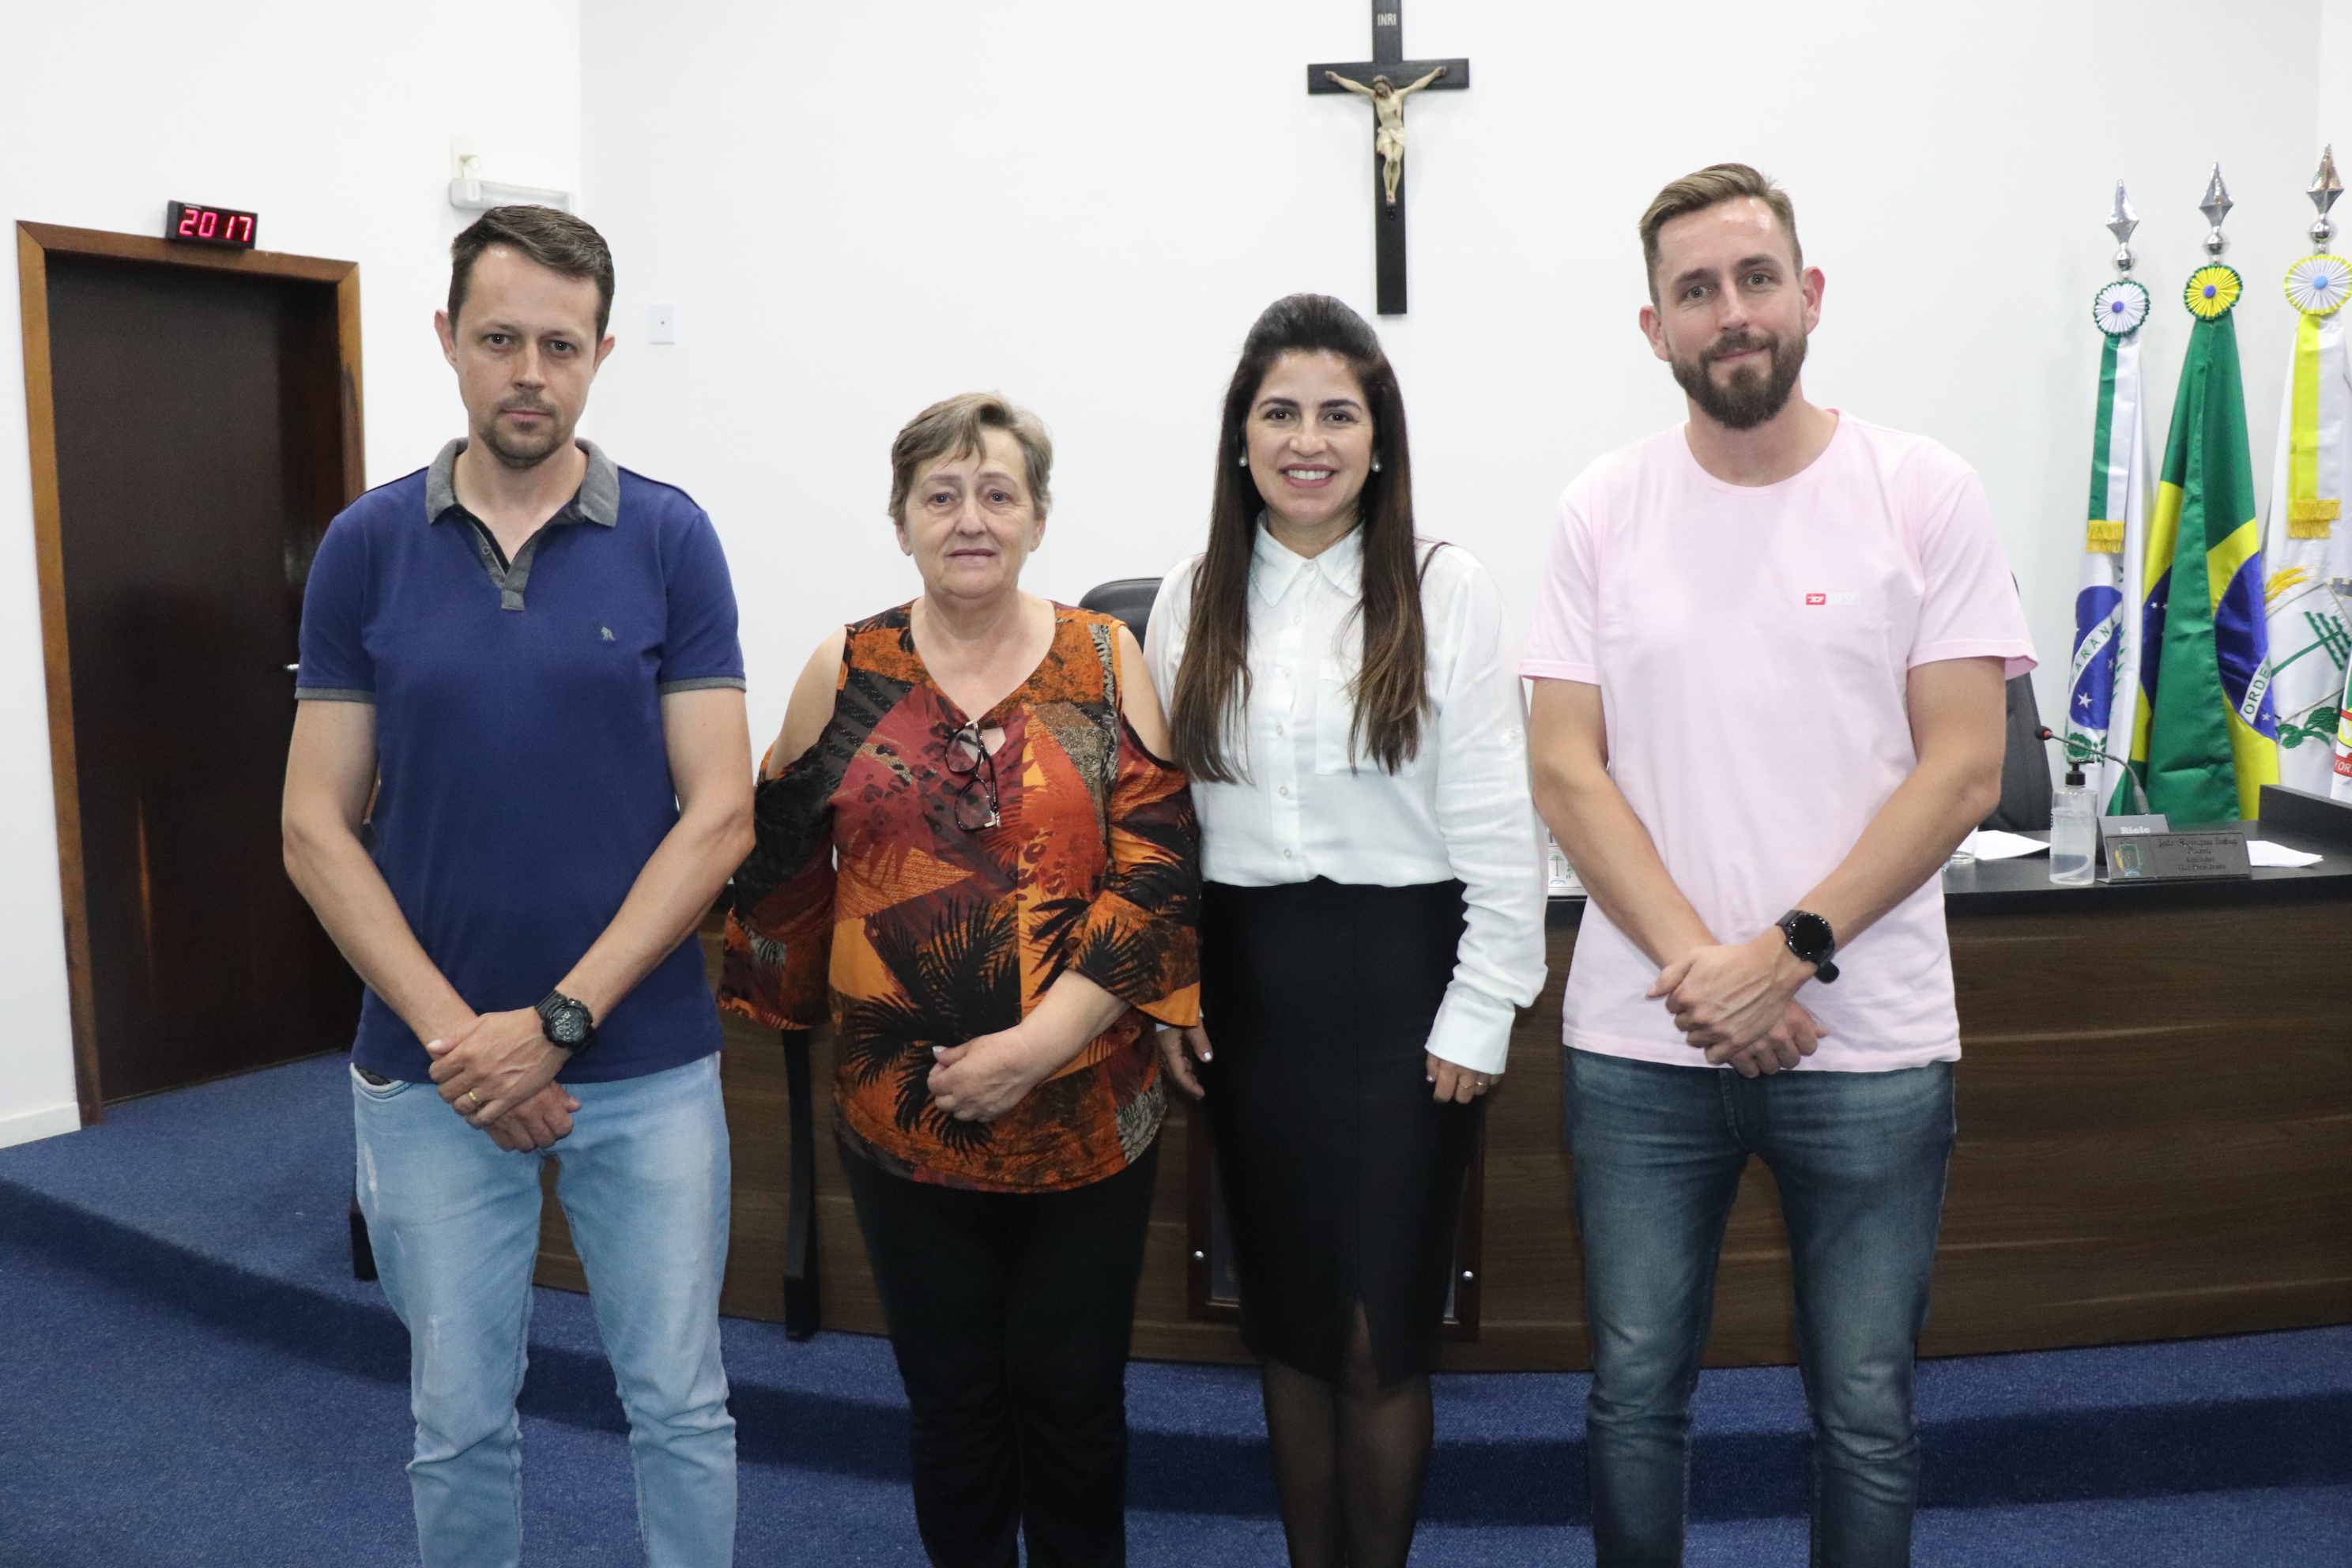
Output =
[{"x1": 1170, "y1": 293, "x2": 1430, "y2": 782}]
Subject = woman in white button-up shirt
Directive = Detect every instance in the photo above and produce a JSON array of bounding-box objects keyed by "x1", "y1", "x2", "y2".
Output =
[{"x1": 1144, "y1": 295, "x2": 1545, "y2": 1567}]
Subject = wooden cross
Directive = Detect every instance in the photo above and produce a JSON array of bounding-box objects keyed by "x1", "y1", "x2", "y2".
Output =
[{"x1": 1308, "y1": 2, "x2": 1470, "y2": 315}]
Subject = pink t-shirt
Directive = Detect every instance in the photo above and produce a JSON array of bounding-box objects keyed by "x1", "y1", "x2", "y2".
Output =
[{"x1": 1521, "y1": 414, "x2": 2036, "y2": 1072}]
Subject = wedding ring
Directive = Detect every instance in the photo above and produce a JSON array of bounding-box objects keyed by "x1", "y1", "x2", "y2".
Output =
[{"x1": 466, "y1": 1090, "x2": 484, "y2": 1109}]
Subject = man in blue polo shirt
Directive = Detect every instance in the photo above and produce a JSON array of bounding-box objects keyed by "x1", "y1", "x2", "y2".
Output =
[{"x1": 283, "y1": 205, "x2": 753, "y2": 1567}]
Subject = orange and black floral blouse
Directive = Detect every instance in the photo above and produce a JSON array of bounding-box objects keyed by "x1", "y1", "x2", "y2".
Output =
[{"x1": 719, "y1": 604, "x2": 1201, "y2": 1193}]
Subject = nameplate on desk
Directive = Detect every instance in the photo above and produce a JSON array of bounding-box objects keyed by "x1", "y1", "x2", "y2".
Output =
[
  {"x1": 2097, "y1": 813, "x2": 2167, "y2": 870},
  {"x1": 2101, "y1": 827, "x2": 2251, "y2": 881}
]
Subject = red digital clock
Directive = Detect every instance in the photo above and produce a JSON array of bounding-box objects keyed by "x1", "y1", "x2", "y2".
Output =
[{"x1": 165, "y1": 201, "x2": 258, "y2": 249}]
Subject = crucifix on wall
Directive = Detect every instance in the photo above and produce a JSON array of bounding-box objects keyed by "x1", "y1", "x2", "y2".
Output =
[{"x1": 1308, "y1": 2, "x2": 1470, "y2": 315}]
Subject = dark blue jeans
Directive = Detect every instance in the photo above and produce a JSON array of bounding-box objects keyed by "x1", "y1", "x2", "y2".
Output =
[{"x1": 1563, "y1": 1050, "x2": 1956, "y2": 1568}]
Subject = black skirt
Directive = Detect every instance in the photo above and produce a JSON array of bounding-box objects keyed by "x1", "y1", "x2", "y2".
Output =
[{"x1": 1198, "y1": 876, "x2": 1481, "y2": 1387}]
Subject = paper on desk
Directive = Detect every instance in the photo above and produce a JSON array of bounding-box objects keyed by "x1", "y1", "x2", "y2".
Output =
[
  {"x1": 1957, "y1": 829, "x2": 2047, "y2": 860},
  {"x1": 2246, "y1": 840, "x2": 2324, "y2": 869}
]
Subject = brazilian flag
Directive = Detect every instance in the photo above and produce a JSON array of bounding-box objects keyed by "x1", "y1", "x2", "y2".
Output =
[{"x1": 2128, "y1": 264, "x2": 2279, "y2": 820}]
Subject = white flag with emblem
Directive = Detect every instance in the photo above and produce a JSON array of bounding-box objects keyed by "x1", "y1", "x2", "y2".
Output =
[
  {"x1": 2263, "y1": 251, "x2": 2352, "y2": 798},
  {"x1": 2071, "y1": 277, "x2": 2153, "y2": 812}
]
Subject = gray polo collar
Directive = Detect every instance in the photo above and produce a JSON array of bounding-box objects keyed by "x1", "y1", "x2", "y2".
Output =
[
  {"x1": 424, "y1": 437, "x2": 619, "y2": 527},
  {"x1": 426, "y1": 438, "x2": 619, "y2": 611}
]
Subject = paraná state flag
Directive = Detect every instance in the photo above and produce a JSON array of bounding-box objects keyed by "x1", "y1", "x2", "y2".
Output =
[{"x1": 2128, "y1": 266, "x2": 2279, "y2": 821}]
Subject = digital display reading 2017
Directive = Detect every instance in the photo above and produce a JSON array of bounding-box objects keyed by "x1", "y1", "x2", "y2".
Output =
[{"x1": 165, "y1": 201, "x2": 257, "y2": 249}]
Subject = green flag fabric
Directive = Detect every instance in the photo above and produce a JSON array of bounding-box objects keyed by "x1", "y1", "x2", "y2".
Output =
[{"x1": 2128, "y1": 266, "x2": 2279, "y2": 822}]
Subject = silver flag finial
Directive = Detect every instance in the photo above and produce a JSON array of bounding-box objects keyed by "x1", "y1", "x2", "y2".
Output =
[
  {"x1": 2107, "y1": 179, "x2": 2139, "y2": 272},
  {"x1": 2107, "y1": 181, "x2": 2139, "y2": 243},
  {"x1": 2200, "y1": 163, "x2": 2233, "y2": 257},
  {"x1": 2311, "y1": 146, "x2": 2343, "y2": 250},
  {"x1": 2311, "y1": 146, "x2": 2343, "y2": 213}
]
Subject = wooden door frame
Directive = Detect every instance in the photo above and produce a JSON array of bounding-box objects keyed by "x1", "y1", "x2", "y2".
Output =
[{"x1": 15, "y1": 220, "x2": 364, "y2": 1121}]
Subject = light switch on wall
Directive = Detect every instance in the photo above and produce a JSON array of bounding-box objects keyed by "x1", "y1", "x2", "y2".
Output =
[{"x1": 649, "y1": 303, "x2": 677, "y2": 344}]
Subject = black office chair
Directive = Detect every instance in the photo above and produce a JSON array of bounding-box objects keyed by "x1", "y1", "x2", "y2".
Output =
[
  {"x1": 1079, "y1": 578, "x2": 1162, "y2": 648},
  {"x1": 1981, "y1": 673, "x2": 2056, "y2": 831}
]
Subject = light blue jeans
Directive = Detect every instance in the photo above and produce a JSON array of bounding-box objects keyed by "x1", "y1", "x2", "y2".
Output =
[
  {"x1": 1564, "y1": 1049, "x2": 1956, "y2": 1568},
  {"x1": 352, "y1": 1052, "x2": 737, "y2": 1568}
]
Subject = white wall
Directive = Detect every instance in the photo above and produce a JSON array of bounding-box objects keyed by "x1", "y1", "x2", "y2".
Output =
[
  {"x1": 579, "y1": 0, "x2": 2339, "y2": 762},
  {"x1": 0, "y1": 0, "x2": 581, "y2": 1145},
  {"x1": 2328, "y1": 2, "x2": 2352, "y2": 183}
]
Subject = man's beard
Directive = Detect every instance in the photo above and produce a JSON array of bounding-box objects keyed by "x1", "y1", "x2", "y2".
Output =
[
  {"x1": 1670, "y1": 328, "x2": 1807, "y2": 431},
  {"x1": 476, "y1": 401, "x2": 573, "y2": 468}
]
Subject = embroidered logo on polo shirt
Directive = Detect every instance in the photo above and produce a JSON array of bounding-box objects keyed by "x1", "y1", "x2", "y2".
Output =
[
  {"x1": 597, "y1": 624, "x2": 616, "y2": 641},
  {"x1": 1804, "y1": 592, "x2": 1862, "y2": 607}
]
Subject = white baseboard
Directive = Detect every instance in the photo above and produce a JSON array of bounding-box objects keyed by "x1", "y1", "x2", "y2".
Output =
[{"x1": 0, "y1": 1099, "x2": 82, "y2": 1150}]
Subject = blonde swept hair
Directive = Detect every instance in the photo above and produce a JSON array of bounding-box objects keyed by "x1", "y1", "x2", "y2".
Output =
[{"x1": 1638, "y1": 164, "x2": 1802, "y2": 302}]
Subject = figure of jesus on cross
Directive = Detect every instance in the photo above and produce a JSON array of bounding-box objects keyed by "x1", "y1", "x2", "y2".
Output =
[
  {"x1": 1307, "y1": 1, "x2": 1469, "y2": 315},
  {"x1": 1324, "y1": 65, "x2": 1448, "y2": 208}
]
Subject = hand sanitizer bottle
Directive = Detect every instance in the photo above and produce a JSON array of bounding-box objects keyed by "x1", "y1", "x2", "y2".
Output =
[{"x1": 2049, "y1": 766, "x2": 2098, "y2": 885}]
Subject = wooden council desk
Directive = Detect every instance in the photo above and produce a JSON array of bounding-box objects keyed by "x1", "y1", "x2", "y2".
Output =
[{"x1": 537, "y1": 790, "x2": 2352, "y2": 1369}]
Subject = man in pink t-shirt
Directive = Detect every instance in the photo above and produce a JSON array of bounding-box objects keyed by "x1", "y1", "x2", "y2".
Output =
[{"x1": 1522, "y1": 164, "x2": 2034, "y2": 1566}]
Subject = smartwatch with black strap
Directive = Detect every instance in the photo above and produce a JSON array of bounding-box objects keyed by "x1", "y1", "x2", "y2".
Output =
[
  {"x1": 536, "y1": 990, "x2": 597, "y2": 1056},
  {"x1": 1774, "y1": 909, "x2": 1839, "y2": 983}
]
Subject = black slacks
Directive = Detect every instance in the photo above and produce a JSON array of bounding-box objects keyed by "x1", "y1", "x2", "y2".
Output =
[{"x1": 842, "y1": 1140, "x2": 1159, "y2": 1568}]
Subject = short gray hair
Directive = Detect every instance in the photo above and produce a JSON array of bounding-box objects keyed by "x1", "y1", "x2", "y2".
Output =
[{"x1": 888, "y1": 393, "x2": 1054, "y2": 522}]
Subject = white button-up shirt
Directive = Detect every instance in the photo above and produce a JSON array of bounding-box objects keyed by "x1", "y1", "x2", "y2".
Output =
[{"x1": 1144, "y1": 523, "x2": 1547, "y2": 1075}]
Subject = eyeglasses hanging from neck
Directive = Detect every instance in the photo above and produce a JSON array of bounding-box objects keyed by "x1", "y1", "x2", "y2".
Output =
[{"x1": 943, "y1": 719, "x2": 1002, "y2": 831}]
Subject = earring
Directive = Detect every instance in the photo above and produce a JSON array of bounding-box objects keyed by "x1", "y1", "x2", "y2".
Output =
[
  {"x1": 1371, "y1": 457, "x2": 1382, "y2": 472},
  {"x1": 1238, "y1": 454, "x2": 1250, "y2": 468}
]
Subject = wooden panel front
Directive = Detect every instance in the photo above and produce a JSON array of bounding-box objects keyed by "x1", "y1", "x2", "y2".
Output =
[
  {"x1": 1930, "y1": 900, "x2": 2352, "y2": 1351},
  {"x1": 538, "y1": 895, "x2": 2352, "y2": 1366}
]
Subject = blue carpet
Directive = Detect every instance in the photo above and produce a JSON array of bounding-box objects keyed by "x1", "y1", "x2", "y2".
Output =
[
  {"x1": 4, "y1": 1227, "x2": 2346, "y2": 1566},
  {"x1": 5, "y1": 1054, "x2": 2349, "y2": 1555},
  {"x1": 6, "y1": 1227, "x2": 2347, "y2": 1566}
]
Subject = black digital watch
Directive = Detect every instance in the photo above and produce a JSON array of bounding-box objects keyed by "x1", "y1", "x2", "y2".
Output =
[{"x1": 536, "y1": 990, "x2": 597, "y2": 1056}]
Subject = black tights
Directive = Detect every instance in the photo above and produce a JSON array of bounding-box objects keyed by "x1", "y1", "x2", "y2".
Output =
[{"x1": 1259, "y1": 1306, "x2": 1433, "y2": 1568}]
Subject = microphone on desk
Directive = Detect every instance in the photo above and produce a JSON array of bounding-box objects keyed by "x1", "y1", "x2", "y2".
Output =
[
  {"x1": 2034, "y1": 727, "x2": 2155, "y2": 815},
  {"x1": 2040, "y1": 726, "x2": 2140, "y2": 785}
]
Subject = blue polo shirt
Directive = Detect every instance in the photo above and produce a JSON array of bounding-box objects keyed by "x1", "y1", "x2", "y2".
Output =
[{"x1": 296, "y1": 439, "x2": 745, "y2": 1084}]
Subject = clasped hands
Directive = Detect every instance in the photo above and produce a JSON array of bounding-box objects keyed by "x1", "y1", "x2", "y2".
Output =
[
  {"x1": 1649, "y1": 929, "x2": 1829, "y2": 1077},
  {"x1": 426, "y1": 1008, "x2": 578, "y2": 1152},
  {"x1": 929, "y1": 1021, "x2": 1073, "y2": 1123}
]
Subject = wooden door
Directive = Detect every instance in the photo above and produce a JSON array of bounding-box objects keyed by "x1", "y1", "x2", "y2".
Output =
[{"x1": 17, "y1": 224, "x2": 365, "y2": 1111}]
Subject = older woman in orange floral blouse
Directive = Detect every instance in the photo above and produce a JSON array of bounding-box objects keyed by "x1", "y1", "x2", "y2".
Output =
[{"x1": 721, "y1": 391, "x2": 1198, "y2": 1568}]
